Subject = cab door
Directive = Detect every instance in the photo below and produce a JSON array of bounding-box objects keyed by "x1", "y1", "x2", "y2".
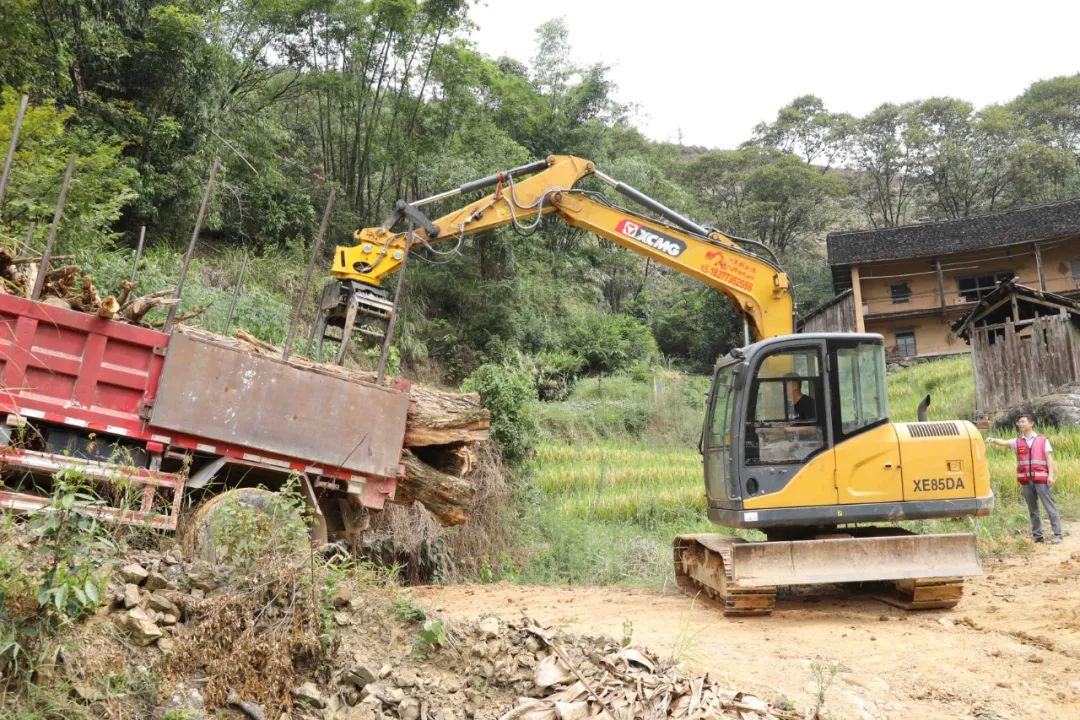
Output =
[
  {"x1": 702, "y1": 362, "x2": 738, "y2": 504},
  {"x1": 828, "y1": 340, "x2": 903, "y2": 504},
  {"x1": 738, "y1": 340, "x2": 838, "y2": 509}
]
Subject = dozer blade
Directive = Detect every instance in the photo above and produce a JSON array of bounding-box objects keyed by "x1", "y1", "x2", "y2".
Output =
[{"x1": 729, "y1": 532, "x2": 981, "y2": 588}]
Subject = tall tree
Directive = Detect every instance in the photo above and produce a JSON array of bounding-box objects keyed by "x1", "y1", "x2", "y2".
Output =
[
  {"x1": 847, "y1": 102, "x2": 920, "y2": 227},
  {"x1": 750, "y1": 95, "x2": 853, "y2": 172}
]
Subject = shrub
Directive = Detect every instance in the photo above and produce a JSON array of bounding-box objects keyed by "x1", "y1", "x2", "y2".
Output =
[
  {"x1": 565, "y1": 311, "x2": 658, "y2": 376},
  {"x1": 529, "y1": 351, "x2": 584, "y2": 402},
  {"x1": 463, "y1": 364, "x2": 538, "y2": 465}
]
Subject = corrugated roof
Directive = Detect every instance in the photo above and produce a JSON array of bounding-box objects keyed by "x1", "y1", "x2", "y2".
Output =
[{"x1": 827, "y1": 198, "x2": 1080, "y2": 266}]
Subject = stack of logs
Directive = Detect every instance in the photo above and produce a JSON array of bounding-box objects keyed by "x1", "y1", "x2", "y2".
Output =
[
  {"x1": 187, "y1": 327, "x2": 489, "y2": 528},
  {"x1": 0, "y1": 246, "x2": 195, "y2": 325}
]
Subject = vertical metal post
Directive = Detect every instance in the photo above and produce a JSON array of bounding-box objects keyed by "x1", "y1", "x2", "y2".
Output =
[
  {"x1": 284, "y1": 188, "x2": 336, "y2": 360},
  {"x1": 0, "y1": 93, "x2": 29, "y2": 206},
  {"x1": 743, "y1": 317, "x2": 751, "y2": 347},
  {"x1": 130, "y1": 225, "x2": 146, "y2": 283},
  {"x1": 376, "y1": 226, "x2": 411, "y2": 384},
  {"x1": 222, "y1": 253, "x2": 249, "y2": 336},
  {"x1": 31, "y1": 156, "x2": 76, "y2": 300},
  {"x1": 164, "y1": 158, "x2": 220, "y2": 333}
]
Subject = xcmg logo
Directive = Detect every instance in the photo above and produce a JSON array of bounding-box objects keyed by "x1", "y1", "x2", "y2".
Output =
[{"x1": 615, "y1": 219, "x2": 686, "y2": 257}]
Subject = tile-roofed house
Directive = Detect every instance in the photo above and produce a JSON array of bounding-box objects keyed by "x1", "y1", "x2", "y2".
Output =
[{"x1": 821, "y1": 198, "x2": 1080, "y2": 359}]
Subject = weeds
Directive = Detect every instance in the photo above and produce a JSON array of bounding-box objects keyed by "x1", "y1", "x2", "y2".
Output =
[
  {"x1": 1, "y1": 472, "x2": 115, "y2": 690},
  {"x1": 412, "y1": 618, "x2": 448, "y2": 658},
  {"x1": 809, "y1": 660, "x2": 839, "y2": 719},
  {"x1": 667, "y1": 596, "x2": 707, "y2": 666},
  {"x1": 392, "y1": 593, "x2": 429, "y2": 624},
  {"x1": 166, "y1": 479, "x2": 332, "y2": 716}
]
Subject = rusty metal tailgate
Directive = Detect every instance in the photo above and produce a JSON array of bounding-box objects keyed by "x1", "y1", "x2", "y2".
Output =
[
  {"x1": 730, "y1": 533, "x2": 981, "y2": 587},
  {"x1": 150, "y1": 331, "x2": 409, "y2": 479}
]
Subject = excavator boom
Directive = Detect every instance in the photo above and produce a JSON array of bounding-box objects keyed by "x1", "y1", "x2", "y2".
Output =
[{"x1": 330, "y1": 155, "x2": 793, "y2": 341}]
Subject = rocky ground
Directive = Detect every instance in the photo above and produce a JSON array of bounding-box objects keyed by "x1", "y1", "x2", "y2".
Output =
[
  {"x1": 420, "y1": 524, "x2": 1080, "y2": 720},
  {"x1": 16, "y1": 542, "x2": 792, "y2": 720}
]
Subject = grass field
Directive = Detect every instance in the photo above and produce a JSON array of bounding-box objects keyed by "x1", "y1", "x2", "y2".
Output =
[{"x1": 515, "y1": 355, "x2": 1078, "y2": 587}]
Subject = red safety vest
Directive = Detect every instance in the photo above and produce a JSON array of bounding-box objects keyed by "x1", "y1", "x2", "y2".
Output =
[{"x1": 1016, "y1": 434, "x2": 1050, "y2": 485}]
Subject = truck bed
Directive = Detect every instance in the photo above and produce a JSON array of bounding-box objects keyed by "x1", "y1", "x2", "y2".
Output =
[{"x1": 1, "y1": 292, "x2": 409, "y2": 529}]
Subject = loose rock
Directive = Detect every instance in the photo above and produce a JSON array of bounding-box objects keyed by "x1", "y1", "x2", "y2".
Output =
[
  {"x1": 119, "y1": 607, "x2": 162, "y2": 646},
  {"x1": 292, "y1": 681, "x2": 327, "y2": 709},
  {"x1": 119, "y1": 563, "x2": 149, "y2": 585}
]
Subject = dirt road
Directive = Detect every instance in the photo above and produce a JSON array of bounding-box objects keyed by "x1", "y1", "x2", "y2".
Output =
[{"x1": 419, "y1": 525, "x2": 1080, "y2": 720}]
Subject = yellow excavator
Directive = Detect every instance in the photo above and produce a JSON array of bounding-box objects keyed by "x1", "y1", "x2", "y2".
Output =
[{"x1": 317, "y1": 155, "x2": 994, "y2": 615}]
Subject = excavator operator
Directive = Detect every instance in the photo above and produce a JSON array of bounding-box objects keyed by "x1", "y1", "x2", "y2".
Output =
[{"x1": 785, "y1": 373, "x2": 816, "y2": 421}]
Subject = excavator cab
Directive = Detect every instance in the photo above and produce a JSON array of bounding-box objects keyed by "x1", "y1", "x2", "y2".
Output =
[{"x1": 702, "y1": 333, "x2": 888, "y2": 529}]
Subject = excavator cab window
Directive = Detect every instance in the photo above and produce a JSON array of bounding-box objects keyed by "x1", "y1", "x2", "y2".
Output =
[
  {"x1": 832, "y1": 341, "x2": 889, "y2": 437},
  {"x1": 744, "y1": 348, "x2": 825, "y2": 465}
]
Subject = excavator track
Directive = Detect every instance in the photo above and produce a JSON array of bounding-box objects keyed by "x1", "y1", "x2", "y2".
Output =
[{"x1": 673, "y1": 535, "x2": 776, "y2": 616}]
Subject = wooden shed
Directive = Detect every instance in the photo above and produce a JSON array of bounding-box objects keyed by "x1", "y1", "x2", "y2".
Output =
[
  {"x1": 799, "y1": 289, "x2": 856, "y2": 334},
  {"x1": 953, "y1": 279, "x2": 1080, "y2": 416}
]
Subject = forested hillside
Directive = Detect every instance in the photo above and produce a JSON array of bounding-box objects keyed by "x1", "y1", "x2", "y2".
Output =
[{"x1": 2, "y1": 1, "x2": 1079, "y2": 384}]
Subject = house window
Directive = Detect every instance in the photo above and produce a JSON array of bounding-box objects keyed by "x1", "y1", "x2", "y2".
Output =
[
  {"x1": 895, "y1": 331, "x2": 917, "y2": 357},
  {"x1": 890, "y1": 282, "x2": 911, "y2": 304},
  {"x1": 1071, "y1": 259, "x2": 1080, "y2": 282},
  {"x1": 957, "y1": 271, "x2": 1014, "y2": 302}
]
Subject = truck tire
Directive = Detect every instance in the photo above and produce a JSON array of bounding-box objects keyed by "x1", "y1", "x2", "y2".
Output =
[
  {"x1": 181, "y1": 487, "x2": 332, "y2": 562},
  {"x1": 181, "y1": 488, "x2": 276, "y2": 562}
]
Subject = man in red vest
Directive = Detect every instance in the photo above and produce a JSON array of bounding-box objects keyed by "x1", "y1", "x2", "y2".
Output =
[{"x1": 988, "y1": 414, "x2": 1063, "y2": 544}]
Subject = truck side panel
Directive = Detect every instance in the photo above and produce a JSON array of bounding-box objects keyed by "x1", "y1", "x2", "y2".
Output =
[
  {"x1": 150, "y1": 331, "x2": 410, "y2": 480},
  {"x1": 0, "y1": 293, "x2": 166, "y2": 433}
]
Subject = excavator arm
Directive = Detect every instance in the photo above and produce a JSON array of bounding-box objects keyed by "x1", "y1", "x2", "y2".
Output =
[{"x1": 330, "y1": 155, "x2": 794, "y2": 341}]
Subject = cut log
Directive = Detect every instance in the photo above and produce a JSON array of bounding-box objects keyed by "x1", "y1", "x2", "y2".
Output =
[
  {"x1": 412, "y1": 444, "x2": 474, "y2": 477},
  {"x1": 150, "y1": 304, "x2": 208, "y2": 327},
  {"x1": 70, "y1": 275, "x2": 101, "y2": 312},
  {"x1": 98, "y1": 296, "x2": 120, "y2": 319},
  {"x1": 234, "y1": 329, "x2": 279, "y2": 354},
  {"x1": 394, "y1": 450, "x2": 475, "y2": 527},
  {"x1": 44, "y1": 264, "x2": 80, "y2": 282},
  {"x1": 8, "y1": 254, "x2": 73, "y2": 266},
  {"x1": 117, "y1": 280, "x2": 136, "y2": 307},
  {"x1": 19, "y1": 265, "x2": 35, "y2": 298},
  {"x1": 404, "y1": 387, "x2": 490, "y2": 447},
  {"x1": 41, "y1": 296, "x2": 72, "y2": 310},
  {"x1": 121, "y1": 290, "x2": 177, "y2": 323}
]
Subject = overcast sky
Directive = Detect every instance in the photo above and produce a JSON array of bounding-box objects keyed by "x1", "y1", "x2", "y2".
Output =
[{"x1": 465, "y1": 0, "x2": 1080, "y2": 149}]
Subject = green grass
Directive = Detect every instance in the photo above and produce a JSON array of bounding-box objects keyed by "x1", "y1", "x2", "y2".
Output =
[
  {"x1": 887, "y1": 355, "x2": 975, "y2": 423},
  {"x1": 514, "y1": 357, "x2": 1078, "y2": 588}
]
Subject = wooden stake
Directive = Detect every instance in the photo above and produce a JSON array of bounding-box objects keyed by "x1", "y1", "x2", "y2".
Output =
[
  {"x1": 31, "y1": 156, "x2": 76, "y2": 300},
  {"x1": 164, "y1": 158, "x2": 219, "y2": 333}
]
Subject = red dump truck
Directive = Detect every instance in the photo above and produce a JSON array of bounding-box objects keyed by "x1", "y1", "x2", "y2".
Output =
[{"x1": 0, "y1": 292, "x2": 411, "y2": 541}]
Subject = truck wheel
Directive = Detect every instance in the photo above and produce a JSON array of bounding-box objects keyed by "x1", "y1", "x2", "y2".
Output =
[
  {"x1": 181, "y1": 488, "x2": 274, "y2": 562},
  {"x1": 182, "y1": 488, "x2": 327, "y2": 562}
]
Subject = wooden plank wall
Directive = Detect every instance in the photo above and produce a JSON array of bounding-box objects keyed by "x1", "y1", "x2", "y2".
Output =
[
  {"x1": 971, "y1": 315, "x2": 1080, "y2": 414},
  {"x1": 802, "y1": 292, "x2": 856, "y2": 334}
]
